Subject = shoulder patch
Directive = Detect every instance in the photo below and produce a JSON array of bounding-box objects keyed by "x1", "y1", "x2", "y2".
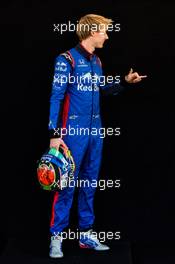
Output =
[{"x1": 60, "y1": 51, "x2": 75, "y2": 69}]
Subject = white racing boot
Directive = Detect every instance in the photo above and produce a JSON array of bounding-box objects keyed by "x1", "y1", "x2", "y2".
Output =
[
  {"x1": 79, "y1": 229, "x2": 110, "y2": 251},
  {"x1": 49, "y1": 235, "x2": 63, "y2": 258}
]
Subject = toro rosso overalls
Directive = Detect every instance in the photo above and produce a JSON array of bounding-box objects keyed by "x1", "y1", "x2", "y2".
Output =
[{"x1": 49, "y1": 43, "x2": 125, "y2": 234}]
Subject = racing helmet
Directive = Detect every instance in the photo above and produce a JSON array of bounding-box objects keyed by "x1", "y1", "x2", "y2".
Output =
[{"x1": 37, "y1": 147, "x2": 75, "y2": 191}]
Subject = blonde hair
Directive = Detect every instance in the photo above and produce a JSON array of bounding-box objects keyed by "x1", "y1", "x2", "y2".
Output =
[{"x1": 76, "y1": 14, "x2": 113, "y2": 41}]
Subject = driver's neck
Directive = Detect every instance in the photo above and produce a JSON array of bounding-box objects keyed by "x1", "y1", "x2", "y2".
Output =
[{"x1": 80, "y1": 39, "x2": 95, "y2": 54}]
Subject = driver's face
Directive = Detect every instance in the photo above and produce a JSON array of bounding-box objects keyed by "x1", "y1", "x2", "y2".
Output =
[{"x1": 92, "y1": 29, "x2": 109, "y2": 48}]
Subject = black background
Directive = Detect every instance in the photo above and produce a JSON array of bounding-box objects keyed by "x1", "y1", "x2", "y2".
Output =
[{"x1": 1, "y1": 0, "x2": 175, "y2": 262}]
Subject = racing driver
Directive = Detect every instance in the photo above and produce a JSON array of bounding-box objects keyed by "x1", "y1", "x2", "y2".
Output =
[{"x1": 48, "y1": 14, "x2": 147, "y2": 258}]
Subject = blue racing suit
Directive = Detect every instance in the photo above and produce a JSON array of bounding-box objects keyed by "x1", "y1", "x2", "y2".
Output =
[{"x1": 48, "y1": 43, "x2": 126, "y2": 234}]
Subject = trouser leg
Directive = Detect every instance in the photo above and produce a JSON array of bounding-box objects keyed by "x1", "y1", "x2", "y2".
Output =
[
  {"x1": 50, "y1": 134, "x2": 89, "y2": 234},
  {"x1": 78, "y1": 134, "x2": 103, "y2": 230}
]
